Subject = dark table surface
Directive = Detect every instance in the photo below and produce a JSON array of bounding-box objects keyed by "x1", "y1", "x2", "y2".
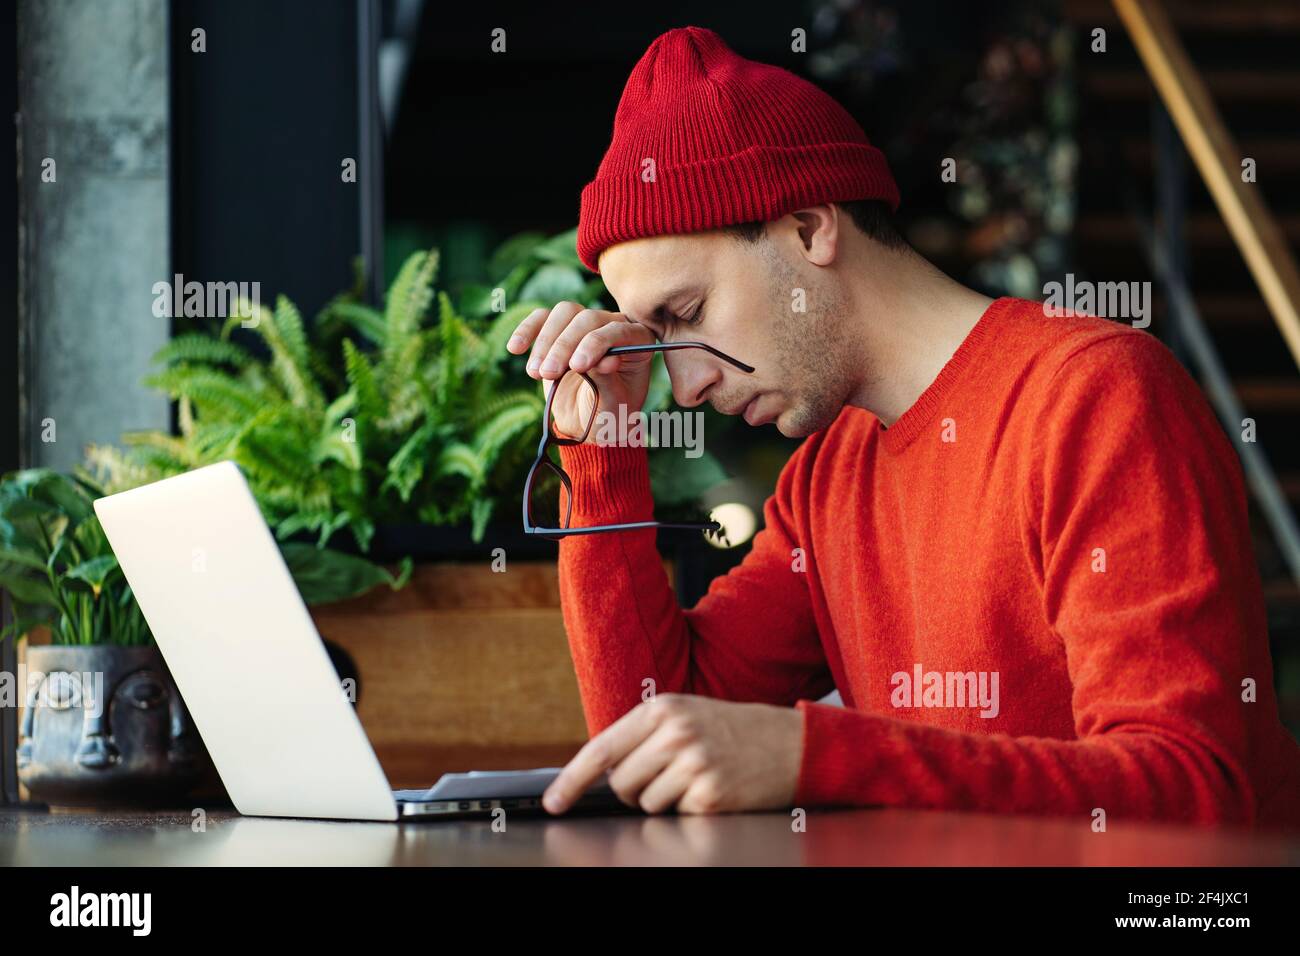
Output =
[{"x1": 3, "y1": 804, "x2": 1299, "y2": 865}]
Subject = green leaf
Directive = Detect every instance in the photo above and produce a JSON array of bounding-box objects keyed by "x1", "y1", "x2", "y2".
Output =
[
  {"x1": 648, "y1": 448, "x2": 728, "y2": 506},
  {"x1": 341, "y1": 339, "x2": 384, "y2": 424},
  {"x1": 498, "y1": 260, "x2": 534, "y2": 304},
  {"x1": 383, "y1": 421, "x2": 436, "y2": 502},
  {"x1": 469, "y1": 497, "x2": 495, "y2": 542},
  {"x1": 256, "y1": 294, "x2": 322, "y2": 411},
  {"x1": 644, "y1": 353, "x2": 672, "y2": 412},
  {"x1": 314, "y1": 392, "x2": 362, "y2": 471},
  {"x1": 0, "y1": 572, "x2": 57, "y2": 607},
  {"x1": 384, "y1": 249, "x2": 439, "y2": 367},
  {"x1": 152, "y1": 333, "x2": 252, "y2": 368},
  {"x1": 482, "y1": 301, "x2": 544, "y2": 361},
  {"x1": 145, "y1": 366, "x2": 265, "y2": 419},
  {"x1": 64, "y1": 554, "x2": 120, "y2": 594},
  {"x1": 72, "y1": 514, "x2": 110, "y2": 552},
  {"x1": 1, "y1": 603, "x2": 56, "y2": 643},
  {"x1": 458, "y1": 283, "x2": 497, "y2": 320},
  {"x1": 323, "y1": 302, "x2": 386, "y2": 346},
  {"x1": 472, "y1": 398, "x2": 542, "y2": 466},
  {"x1": 0, "y1": 546, "x2": 46, "y2": 571},
  {"x1": 488, "y1": 231, "x2": 546, "y2": 278},
  {"x1": 518, "y1": 264, "x2": 586, "y2": 305},
  {"x1": 1, "y1": 468, "x2": 63, "y2": 500},
  {"x1": 25, "y1": 470, "x2": 94, "y2": 524},
  {"x1": 279, "y1": 543, "x2": 409, "y2": 606},
  {"x1": 314, "y1": 510, "x2": 353, "y2": 548},
  {"x1": 433, "y1": 442, "x2": 485, "y2": 485},
  {"x1": 0, "y1": 476, "x2": 79, "y2": 560},
  {"x1": 579, "y1": 277, "x2": 609, "y2": 307},
  {"x1": 531, "y1": 228, "x2": 584, "y2": 269}
]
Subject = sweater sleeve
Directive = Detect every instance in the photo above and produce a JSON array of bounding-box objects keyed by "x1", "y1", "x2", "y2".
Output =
[
  {"x1": 556, "y1": 440, "x2": 835, "y2": 736},
  {"x1": 793, "y1": 332, "x2": 1261, "y2": 827}
]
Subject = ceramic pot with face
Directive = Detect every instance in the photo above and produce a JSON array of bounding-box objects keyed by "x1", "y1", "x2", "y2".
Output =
[{"x1": 17, "y1": 644, "x2": 213, "y2": 807}]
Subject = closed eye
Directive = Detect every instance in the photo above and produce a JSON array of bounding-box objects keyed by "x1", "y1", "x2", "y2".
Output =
[{"x1": 655, "y1": 300, "x2": 703, "y2": 336}]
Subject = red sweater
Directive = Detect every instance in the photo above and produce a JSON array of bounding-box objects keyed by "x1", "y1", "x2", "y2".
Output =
[{"x1": 555, "y1": 295, "x2": 1300, "y2": 830}]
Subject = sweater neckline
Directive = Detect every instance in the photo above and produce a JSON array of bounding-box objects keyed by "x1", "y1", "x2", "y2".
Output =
[{"x1": 876, "y1": 296, "x2": 1011, "y2": 454}]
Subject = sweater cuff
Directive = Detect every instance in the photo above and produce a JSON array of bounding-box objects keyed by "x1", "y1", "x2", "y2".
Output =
[
  {"x1": 793, "y1": 699, "x2": 885, "y2": 808},
  {"x1": 556, "y1": 442, "x2": 654, "y2": 524}
]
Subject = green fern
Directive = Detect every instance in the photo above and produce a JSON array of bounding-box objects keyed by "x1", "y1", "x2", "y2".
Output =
[
  {"x1": 144, "y1": 366, "x2": 265, "y2": 419},
  {"x1": 260, "y1": 295, "x2": 324, "y2": 411},
  {"x1": 383, "y1": 249, "x2": 439, "y2": 366},
  {"x1": 88, "y1": 228, "x2": 718, "y2": 573},
  {"x1": 434, "y1": 441, "x2": 485, "y2": 486},
  {"x1": 323, "y1": 301, "x2": 386, "y2": 346},
  {"x1": 472, "y1": 397, "x2": 543, "y2": 471},
  {"x1": 342, "y1": 339, "x2": 385, "y2": 426},
  {"x1": 382, "y1": 420, "x2": 437, "y2": 502},
  {"x1": 151, "y1": 333, "x2": 252, "y2": 368}
]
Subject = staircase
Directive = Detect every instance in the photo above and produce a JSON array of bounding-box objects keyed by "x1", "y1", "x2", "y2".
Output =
[{"x1": 1065, "y1": 0, "x2": 1300, "y2": 730}]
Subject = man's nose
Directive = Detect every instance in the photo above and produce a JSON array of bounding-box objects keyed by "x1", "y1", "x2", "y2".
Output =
[{"x1": 665, "y1": 351, "x2": 720, "y2": 408}]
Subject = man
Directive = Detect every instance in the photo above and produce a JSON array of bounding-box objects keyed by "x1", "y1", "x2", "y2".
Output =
[{"x1": 506, "y1": 26, "x2": 1300, "y2": 828}]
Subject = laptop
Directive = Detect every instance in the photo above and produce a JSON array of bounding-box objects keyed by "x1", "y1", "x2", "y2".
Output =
[{"x1": 94, "y1": 460, "x2": 631, "y2": 822}]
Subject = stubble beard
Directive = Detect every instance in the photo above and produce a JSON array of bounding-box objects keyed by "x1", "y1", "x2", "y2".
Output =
[{"x1": 763, "y1": 245, "x2": 854, "y2": 437}]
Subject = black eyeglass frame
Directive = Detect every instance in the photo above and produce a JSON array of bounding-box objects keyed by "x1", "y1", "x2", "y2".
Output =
[{"x1": 521, "y1": 342, "x2": 755, "y2": 540}]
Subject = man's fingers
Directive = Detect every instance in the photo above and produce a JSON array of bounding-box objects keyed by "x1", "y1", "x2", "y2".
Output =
[
  {"x1": 508, "y1": 302, "x2": 661, "y2": 386},
  {"x1": 506, "y1": 306, "x2": 549, "y2": 354},
  {"x1": 634, "y1": 750, "x2": 699, "y2": 815},
  {"x1": 543, "y1": 701, "x2": 661, "y2": 813},
  {"x1": 524, "y1": 301, "x2": 585, "y2": 379},
  {"x1": 536, "y1": 308, "x2": 609, "y2": 379},
  {"x1": 605, "y1": 721, "x2": 689, "y2": 809},
  {"x1": 568, "y1": 320, "x2": 657, "y2": 374}
]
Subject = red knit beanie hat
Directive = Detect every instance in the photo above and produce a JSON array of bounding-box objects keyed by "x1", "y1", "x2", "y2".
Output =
[{"x1": 577, "y1": 26, "x2": 900, "y2": 274}]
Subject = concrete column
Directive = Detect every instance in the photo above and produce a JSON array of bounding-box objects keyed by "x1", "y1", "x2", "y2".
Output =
[{"x1": 17, "y1": 0, "x2": 170, "y2": 471}]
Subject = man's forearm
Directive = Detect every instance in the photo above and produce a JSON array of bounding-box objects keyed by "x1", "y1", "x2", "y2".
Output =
[
  {"x1": 793, "y1": 700, "x2": 1256, "y2": 827},
  {"x1": 556, "y1": 442, "x2": 833, "y2": 735}
]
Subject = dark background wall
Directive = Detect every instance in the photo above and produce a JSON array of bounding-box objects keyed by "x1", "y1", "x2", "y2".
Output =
[
  {"x1": 169, "y1": 0, "x2": 363, "y2": 320},
  {"x1": 385, "y1": 0, "x2": 1002, "y2": 277}
]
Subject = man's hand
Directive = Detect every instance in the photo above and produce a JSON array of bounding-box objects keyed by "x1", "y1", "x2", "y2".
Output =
[
  {"x1": 505, "y1": 301, "x2": 658, "y2": 443},
  {"x1": 542, "y1": 693, "x2": 806, "y2": 815}
]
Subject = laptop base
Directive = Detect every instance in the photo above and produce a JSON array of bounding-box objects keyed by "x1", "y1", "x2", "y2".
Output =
[{"x1": 396, "y1": 789, "x2": 638, "y2": 821}]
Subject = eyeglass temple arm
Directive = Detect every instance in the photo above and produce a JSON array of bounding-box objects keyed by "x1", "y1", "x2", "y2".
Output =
[
  {"x1": 604, "y1": 342, "x2": 754, "y2": 374},
  {"x1": 525, "y1": 519, "x2": 725, "y2": 538}
]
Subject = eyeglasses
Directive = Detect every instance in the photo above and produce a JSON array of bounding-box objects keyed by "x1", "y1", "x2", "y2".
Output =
[{"x1": 522, "y1": 342, "x2": 755, "y2": 540}]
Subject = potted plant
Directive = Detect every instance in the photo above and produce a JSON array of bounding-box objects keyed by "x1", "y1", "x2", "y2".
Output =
[
  {"x1": 84, "y1": 228, "x2": 730, "y2": 786},
  {"x1": 0, "y1": 469, "x2": 220, "y2": 806}
]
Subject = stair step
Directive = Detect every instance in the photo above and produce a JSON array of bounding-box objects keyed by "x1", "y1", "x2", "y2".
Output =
[
  {"x1": 1234, "y1": 378, "x2": 1300, "y2": 412},
  {"x1": 1083, "y1": 70, "x2": 1300, "y2": 102},
  {"x1": 1174, "y1": 294, "x2": 1275, "y2": 326},
  {"x1": 1279, "y1": 474, "x2": 1300, "y2": 502},
  {"x1": 1075, "y1": 213, "x2": 1300, "y2": 247},
  {"x1": 1066, "y1": 0, "x2": 1300, "y2": 32},
  {"x1": 1124, "y1": 138, "x2": 1300, "y2": 172},
  {"x1": 1263, "y1": 579, "x2": 1300, "y2": 605}
]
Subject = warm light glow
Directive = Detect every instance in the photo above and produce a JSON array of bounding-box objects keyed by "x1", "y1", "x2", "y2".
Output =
[{"x1": 707, "y1": 502, "x2": 756, "y2": 549}]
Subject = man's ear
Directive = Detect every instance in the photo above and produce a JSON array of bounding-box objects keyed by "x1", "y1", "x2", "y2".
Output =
[{"x1": 789, "y1": 205, "x2": 838, "y2": 267}]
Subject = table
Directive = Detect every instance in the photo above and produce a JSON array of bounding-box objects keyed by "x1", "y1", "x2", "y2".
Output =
[{"x1": 3, "y1": 804, "x2": 1298, "y2": 865}]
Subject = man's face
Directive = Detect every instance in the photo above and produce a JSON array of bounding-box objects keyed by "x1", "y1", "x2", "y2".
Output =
[{"x1": 598, "y1": 221, "x2": 853, "y2": 438}]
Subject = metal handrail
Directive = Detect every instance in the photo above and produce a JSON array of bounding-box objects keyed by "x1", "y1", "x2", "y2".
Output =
[{"x1": 1113, "y1": 0, "x2": 1300, "y2": 371}]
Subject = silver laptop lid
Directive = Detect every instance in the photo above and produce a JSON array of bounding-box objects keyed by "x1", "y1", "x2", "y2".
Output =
[{"x1": 94, "y1": 461, "x2": 398, "y2": 821}]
